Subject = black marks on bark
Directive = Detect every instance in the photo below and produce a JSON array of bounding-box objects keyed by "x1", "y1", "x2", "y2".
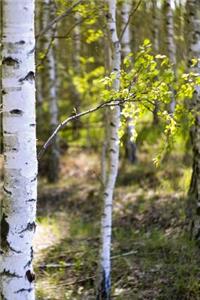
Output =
[
  {"x1": 0, "y1": 214, "x2": 9, "y2": 252},
  {"x1": 29, "y1": 123, "x2": 36, "y2": 127},
  {"x1": 26, "y1": 270, "x2": 35, "y2": 283},
  {"x1": 9, "y1": 246, "x2": 22, "y2": 254},
  {"x1": 15, "y1": 288, "x2": 33, "y2": 294},
  {"x1": 31, "y1": 247, "x2": 34, "y2": 259},
  {"x1": 2, "y1": 57, "x2": 19, "y2": 66},
  {"x1": 3, "y1": 186, "x2": 12, "y2": 195},
  {"x1": 109, "y1": 148, "x2": 116, "y2": 153},
  {"x1": 31, "y1": 175, "x2": 37, "y2": 182},
  {"x1": 105, "y1": 204, "x2": 112, "y2": 208},
  {"x1": 103, "y1": 225, "x2": 111, "y2": 229},
  {"x1": 104, "y1": 192, "x2": 109, "y2": 197},
  {"x1": 110, "y1": 122, "x2": 115, "y2": 127},
  {"x1": 19, "y1": 222, "x2": 36, "y2": 234},
  {"x1": 28, "y1": 47, "x2": 35, "y2": 55},
  {"x1": 24, "y1": 247, "x2": 34, "y2": 269},
  {"x1": 0, "y1": 269, "x2": 22, "y2": 278},
  {"x1": 2, "y1": 89, "x2": 7, "y2": 95},
  {"x1": 3, "y1": 130, "x2": 12, "y2": 134},
  {"x1": 0, "y1": 215, "x2": 22, "y2": 253},
  {"x1": 26, "y1": 198, "x2": 36, "y2": 202},
  {"x1": 10, "y1": 109, "x2": 23, "y2": 115},
  {"x1": 15, "y1": 40, "x2": 25, "y2": 45},
  {"x1": 19, "y1": 71, "x2": 35, "y2": 83}
]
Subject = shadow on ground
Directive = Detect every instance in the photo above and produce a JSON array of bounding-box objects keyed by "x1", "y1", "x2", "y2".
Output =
[{"x1": 35, "y1": 151, "x2": 200, "y2": 300}]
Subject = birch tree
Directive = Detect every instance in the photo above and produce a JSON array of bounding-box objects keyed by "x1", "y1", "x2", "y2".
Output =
[
  {"x1": 97, "y1": 0, "x2": 121, "y2": 298},
  {"x1": 44, "y1": 0, "x2": 60, "y2": 183},
  {"x1": 0, "y1": 0, "x2": 37, "y2": 299},
  {"x1": 186, "y1": 0, "x2": 200, "y2": 241},
  {"x1": 121, "y1": 0, "x2": 137, "y2": 163},
  {"x1": 164, "y1": 0, "x2": 177, "y2": 113}
]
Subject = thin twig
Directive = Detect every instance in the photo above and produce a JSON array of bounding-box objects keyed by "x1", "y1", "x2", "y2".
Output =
[
  {"x1": 37, "y1": 99, "x2": 127, "y2": 160},
  {"x1": 36, "y1": 35, "x2": 55, "y2": 70},
  {"x1": 36, "y1": 0, "x2": 83, "y2": 39},
  {"x1": 111, "y1": 250, "x2": 137, "y2": 260}
]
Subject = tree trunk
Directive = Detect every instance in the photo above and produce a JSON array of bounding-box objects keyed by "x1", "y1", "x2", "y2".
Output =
[
  {"x1": 45, "y1": 0, "x2": 60, "y2": 183},
  {"x1": 186, "y1": 0, "x2": 200, "y2": 241},
  {"x1": 71, "y1": 13, "x2": 82, "y2": 139},
  {"x1": 97, "y1": 1, "x2": 121, "y2": 299},
  {"x1": 152, "y1": 0, "x2": 159, "y2": 125},
  {"x1": 121, "y1": 0, "x2": 137, "y2": 163},
  {"x1": 164, "y1": 0, "x2": 176, "y2": 114},
  {"x1": 1, "y1": 1, "x2": 37, "y2": 299}
]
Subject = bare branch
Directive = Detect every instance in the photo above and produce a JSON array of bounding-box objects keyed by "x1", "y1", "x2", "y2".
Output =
[
  {"x1": 36, "y1": 0, "x2": 83, "y2": 39},
  {"x1": 37, "y1": 99, "x2": 128, "y2": 160}
]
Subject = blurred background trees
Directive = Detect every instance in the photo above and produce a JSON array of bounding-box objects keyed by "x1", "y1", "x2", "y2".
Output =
[{"x1": 2, "y1": 0, "x2": 200, "y2": 299}]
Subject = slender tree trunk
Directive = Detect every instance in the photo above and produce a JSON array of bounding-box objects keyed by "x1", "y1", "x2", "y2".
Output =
[
  {"x1": 1, "y1": 1, "x2": 37, "y2": 299},
  {"x1": 72, "y1": 13, "x2": 82, "y2": 139},
  {"x1": 35, "y1": 1, "x2": 43, "y2": 107},
  {"x1": 45, "y1": 0, "x2": 60, "y2": 183},
  {"x1": 186, "y1": 0, "x2": 200, "y2": 241},
  {"x1": 97, "y1": 1, "x2": 121, "y2": 299},
  {"x1": 121, "y1": 0, "x2": 137, "y2": 163},
  {"x1": 164, "y1": 0, "x2": 177, "y2": 113},
  {"x1": 152, "y1": 0, "x2": 159, "y2": 125}
]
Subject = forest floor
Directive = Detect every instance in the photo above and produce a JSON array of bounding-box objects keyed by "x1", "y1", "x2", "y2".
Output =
[{"x1": 34, "y1": 143, "x2": 200, "y2": 300}]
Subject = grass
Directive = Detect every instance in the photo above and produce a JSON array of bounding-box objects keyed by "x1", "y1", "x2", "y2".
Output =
[{"x1": 33, "y1": 143, "x2": 200, "y2": 300}]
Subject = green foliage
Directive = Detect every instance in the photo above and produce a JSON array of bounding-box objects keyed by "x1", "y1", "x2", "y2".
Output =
[{"x1": 96, "y1": 39, "x2": 197, "y2": 165}]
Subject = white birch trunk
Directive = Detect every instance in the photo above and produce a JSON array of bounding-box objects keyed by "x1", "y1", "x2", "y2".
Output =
[
  {"x1": 121, "y1": 0, "x2": 137, "y2": 163},
  {"x1": 97, "y1": 0, "x2": 121, "y2": 298},
  {"x1": 186, "y1": 0, "x2": 200, "y2": 240},
  {"x1": 1, "y1": 1, "x2": 37, "y2": 299},
  {"x1": 164, "y1": 0, "x2": 177, "y2": 113}
]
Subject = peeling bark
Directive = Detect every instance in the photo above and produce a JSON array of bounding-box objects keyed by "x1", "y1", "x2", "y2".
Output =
[{"x1": 1, "y1": 1, "x2": 37, "y2": 299}]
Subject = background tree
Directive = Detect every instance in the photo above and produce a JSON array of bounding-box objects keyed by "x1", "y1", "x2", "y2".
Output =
[
  {"x1": 41, "y1": 0, "x2": 60, "y2": 183},
  {"x1": 186, "y1": 0, "x2": 200, "y2": 241},
  {"x1": 121, "y1": 0, "x2": 137, "y2": 163},
  {"x1": 164, "y1": 0, "x2": 177, "y2": 113}
]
